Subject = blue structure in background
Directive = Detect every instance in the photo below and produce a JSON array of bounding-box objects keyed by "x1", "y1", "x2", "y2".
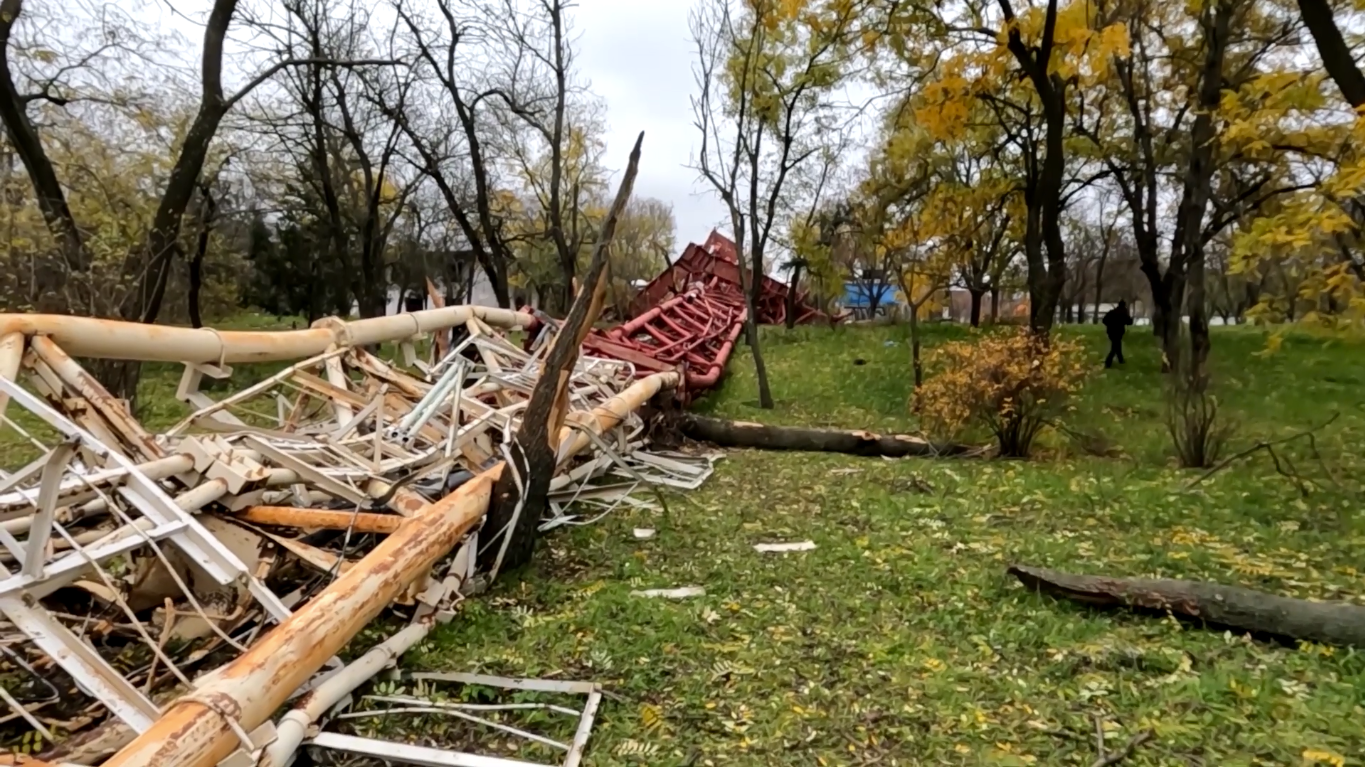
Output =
[{"x1": 841, "y1": 281, "x2": 899, "y2": 318}]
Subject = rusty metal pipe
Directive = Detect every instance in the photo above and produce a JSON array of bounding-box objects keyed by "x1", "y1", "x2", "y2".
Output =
[
  {"x1": 232, "y1": 506, "x2": 404, "y2": 534},
  {"x1": 104, "y1": 371, "x2": 680, "y2": 767},
  {"x1": 101, "y1": 469, "x2": 499, "y2": 767},
  {"x1": 0, "y1": 306, "x2": 531, "y2": 365}
]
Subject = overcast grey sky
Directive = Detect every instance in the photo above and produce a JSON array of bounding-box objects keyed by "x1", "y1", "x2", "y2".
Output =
[{"x1": 573, "y1": 0, "x2": 729, "y2": 253}]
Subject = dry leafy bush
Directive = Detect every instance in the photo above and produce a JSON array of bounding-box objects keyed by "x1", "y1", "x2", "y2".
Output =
[
  {"x1": 1166, "y1": 379, "x2": 1236, "y2": 469},
  {"x1": 916, "y1": 328, "x2": 1088, "y2": 457},
  {"x1": 1165, "y1": 338, "x2": 1236, "y2": 469}
]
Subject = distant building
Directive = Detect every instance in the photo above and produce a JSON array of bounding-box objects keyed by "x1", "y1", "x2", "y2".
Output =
[{"x1": 840, "y1": 280, "x2": 899, "y2": 320}]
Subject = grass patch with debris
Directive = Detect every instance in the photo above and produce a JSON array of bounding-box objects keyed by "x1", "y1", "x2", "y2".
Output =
[
  {"x1": 5, "y1": 318, "x2": 1363, "y2": 765},
  {"x1": 414, "y1": 323, "x2": 1365, "y2": 766}
]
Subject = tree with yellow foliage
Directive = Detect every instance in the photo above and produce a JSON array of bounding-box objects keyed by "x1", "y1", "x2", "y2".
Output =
[{"x1": 873, "y1": 0, "x2": 1130, "y2": 333}]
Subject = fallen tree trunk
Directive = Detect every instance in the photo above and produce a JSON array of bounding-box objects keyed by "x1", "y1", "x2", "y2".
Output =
[
  {"x1": 680, "y1": 414, "x2": 976, "y2": 458},
  {"x1": 1008, "y1": 564, "x2": 1365, "y2": 648}
]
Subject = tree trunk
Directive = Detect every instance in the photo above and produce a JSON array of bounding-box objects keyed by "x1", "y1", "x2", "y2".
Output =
[
  {"x1": 0, "y1": 1, "x2": 89, "y2": 274},
  {"x1": 909, "y1": 306, "x2": 924, "y2": 387},
  {"x1": 1092, "y1": 257, "x2": 1107, "y2": 323},
  {"x1": 188, "y1": 243, "x2": 206, "y2": 329},
  {"x1": 680, "y1": 414, "x2": 974, "y2": 457},
  {"x1": 989, "y1": 284, "x2": 1000, "y2": 323},
  {"x1": 1169, "y1": 0, "x2": 1230, "y2": 383},
  {"x1": 1009, "y1": 564, "x2": 1365, "y2": 647},
  {"x1": 479, "y1": 133, "x2": 643, "y2": 574},
  {"x1": 1296, "y1": 0, "x2": 1365, "y2": 108},
  {"x1": 784, "y1": 262, "x2": 803, "y2": 329},
  {"x1": 734, "y1": 233, "x2": 773, "y2": 409},
  {"x1": 558, "y1": 253, "x2": 576, "y2": 313},
  {"x1": 188, "y1": 186, "x2": 215, "y2": 329},
  {"x1": 969, "y1": 287, "x2": 984, "y2": 327}
]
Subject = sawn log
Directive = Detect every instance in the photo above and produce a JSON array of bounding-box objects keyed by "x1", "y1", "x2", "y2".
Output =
[
  {"x1": 1008, "y1": 563, "x2": 1365, "y2": 647},
  {"x1": 680, "y1": 414, "x2": 975, "y2": 458}
]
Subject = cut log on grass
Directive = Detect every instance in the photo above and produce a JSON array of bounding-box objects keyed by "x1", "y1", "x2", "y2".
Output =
[
  {"x1": 680, "y1": 414, "x2": 977, "y2": 458},
  {"x1": 1008, "y1": 564, "x2": 1365, "y2": 648}
]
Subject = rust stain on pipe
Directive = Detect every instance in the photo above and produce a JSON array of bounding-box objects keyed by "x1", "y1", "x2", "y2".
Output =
[
  {"x1": 102, "y1": 468, "x2": 500, "y2": 767},
  {"x1": 102, "y1": 371, "x2": 680, "y2": 767},
  {"x1": 29, "y1": 336, "x2": 166, "y2": 461}
]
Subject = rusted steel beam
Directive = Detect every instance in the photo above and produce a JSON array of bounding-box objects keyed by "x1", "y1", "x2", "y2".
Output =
[
  {"x1": 29, "y1": 336, "x2": 167, "y2": 461},
  {"x1": 103, "y1": 371, "x2": 681, "y2": 767},
  {"x1": 0, "y1": 305, "x2": 532, "y2": 364}
]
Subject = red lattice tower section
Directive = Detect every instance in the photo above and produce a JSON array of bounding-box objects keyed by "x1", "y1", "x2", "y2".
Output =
[{"x1": 526, "y1": 231, "x2": 833, "y2": 399}]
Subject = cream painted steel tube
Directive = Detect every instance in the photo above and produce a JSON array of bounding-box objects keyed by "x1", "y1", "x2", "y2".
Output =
[
  {"x1": 0, "y1": 306, "x2": 531, "y2": 365},
  {"x1": 103, "y1": 371, "x2": 679, "y2": 767}
]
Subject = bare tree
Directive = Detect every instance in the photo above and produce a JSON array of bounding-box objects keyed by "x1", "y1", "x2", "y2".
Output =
[
  {"x1": 493, "y1": 0, "x2": 598, "y2": 311},
  {"x1": 390, "y1": 0, "x2": 519, "y2": 308},
  {"x1": 690, "y1": 0, "x2": 859, "y2": 408},
  {"x1": 0, "y1": 0, "x2": 396, "y2": 396}
]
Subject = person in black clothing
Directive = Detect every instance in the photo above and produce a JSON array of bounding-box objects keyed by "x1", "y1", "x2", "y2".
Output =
[{"x1": 1102, "y1": 300, "x2": 1134, "y2": 368}]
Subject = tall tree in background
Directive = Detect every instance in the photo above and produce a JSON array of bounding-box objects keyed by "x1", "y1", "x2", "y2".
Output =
[
  {"x1": 874, "y1": 0, "x2": 1129, "y2": 333},
  {"x1": 0, "y1": 0, "x2": 393, "y2": 397},
  {"x1": 691, "y1": 0, "x2": 862, "y2": 408}
]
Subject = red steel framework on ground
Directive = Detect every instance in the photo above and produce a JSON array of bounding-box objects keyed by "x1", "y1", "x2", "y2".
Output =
[{"x1": 523, "y1": 231, "x2": 833, "y2": 398}]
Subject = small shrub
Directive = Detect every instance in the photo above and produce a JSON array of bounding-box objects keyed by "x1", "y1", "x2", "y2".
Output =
[
  {"x1": 916, "y1": 328, "x2": 1088, "y2": 458},
  {"x1": 1165, "y1": 346, "x2": 1236, "y2": 468}
]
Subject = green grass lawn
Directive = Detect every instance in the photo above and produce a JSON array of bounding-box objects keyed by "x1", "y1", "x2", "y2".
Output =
[
  {"x1": 6, "y1": 318, "x2": 1364, "y2": 765},
  {"x1": 409, "y1": 322, "x2": 1365, "y2": 766}
]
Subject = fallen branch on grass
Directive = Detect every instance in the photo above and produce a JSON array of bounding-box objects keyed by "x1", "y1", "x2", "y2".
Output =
[
  {"x1": 1008, "y1": 564, "x2": 1365, "y2": 647},
  {"x1": 1185, "y1": 412, "x2": 1340, "y2": 495},
  {"x1": 1090, "y1": 718, "x2": 1153, "y2": 767},
  {"x1": 679, "y1": 414, "x2": 979, "y2": 458}
]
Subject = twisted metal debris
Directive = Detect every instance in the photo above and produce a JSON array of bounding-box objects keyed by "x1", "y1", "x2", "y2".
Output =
[{"x1": 0, "y1": 306, "x2": 703, "y2": 767}]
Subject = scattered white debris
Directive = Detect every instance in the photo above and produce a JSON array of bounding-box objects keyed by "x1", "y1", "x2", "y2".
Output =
[
  {"x1": 630, "y1": 586, "x2": 705, "y2": 599},
  {"x1": 754, "y1": 540, "x2": 817, "y2": 553},
  {"x1": 633, "y1": 528, "x2": 656, "y2": 539}
]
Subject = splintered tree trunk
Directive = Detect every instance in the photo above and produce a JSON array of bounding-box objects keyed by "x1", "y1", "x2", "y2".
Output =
[
  {"x1": 1009, "y1": 564, "x2": 1365, "y2": 647},
  {"x1": 681, "y1": 414, "x2": 974, "y2": 457},
  {"x1": 909, "y1": 304, "x2": 924, "y2": 387},
  {"x1": 478, "y1": 133, "x2": 645, "y2": 574}
]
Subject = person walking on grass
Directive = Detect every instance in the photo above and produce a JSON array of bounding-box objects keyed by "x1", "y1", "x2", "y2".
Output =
[{"x1": 1102, "y1": 300, "x2": 1133, "y2": 368}]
